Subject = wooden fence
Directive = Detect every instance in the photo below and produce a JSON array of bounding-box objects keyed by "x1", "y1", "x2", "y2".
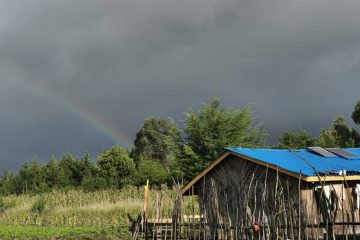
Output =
[{"x1": 129, "y1": 171, "x2": 360, "y2": 239}]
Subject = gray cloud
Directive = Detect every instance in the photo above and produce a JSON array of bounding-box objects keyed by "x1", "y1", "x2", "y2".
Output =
[{"x1": 1, "y1": 0, "x2": 360, "y2": 171}]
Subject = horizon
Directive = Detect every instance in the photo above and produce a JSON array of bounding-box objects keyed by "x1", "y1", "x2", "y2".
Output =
[{"x1": 1, "y1": 0, "x2": 360, "y2": 171}]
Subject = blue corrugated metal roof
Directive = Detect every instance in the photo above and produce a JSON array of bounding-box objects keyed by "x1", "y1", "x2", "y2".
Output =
[{"x1": 227, "y1": 148, "x2": 360, "y2": 177}]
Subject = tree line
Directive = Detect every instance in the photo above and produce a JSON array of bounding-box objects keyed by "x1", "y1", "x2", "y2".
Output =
[{"x1": 0, "y1": 97, "x2": 359, "y2": 195}]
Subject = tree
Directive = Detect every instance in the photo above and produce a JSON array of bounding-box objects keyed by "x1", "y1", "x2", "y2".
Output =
[
  {"x1": 0, "y1": 171, "x2": 17, "y2": 195},
  {"x1": 14, "y1": 158, "x2": 49, "y2": 194},
  {"x1": 97, "y1": 145, "x2": 135, "y2": 188},
  {"x1": 177, "y1": 144, "x2": 202, "y2": 181},
  {"x1": 183, "y1": 97, "x2": 266, "y2": 177},
  {"x1": 44, "y1": 156, "x2": 69, "y2": 188},
  {"x1": 316, "y1": 128, "x2": 339, "y2": 148},
  {"x1": 352, "y1": 100, "x2": 360, "y2": 125},
  {"x1": 56, "y1": 152, "x2": 97, "y2": 187},
  {"x1": 134, "y1": 158, "x2": 170, "y2": 186},
  {"x1": 332, "y1": 116, "x2": 358, "y2": 147},
  {"x1": 58, "y1": 153, "x2": 82, "y2": 187},
  {"x1": 130, "y1": 117, "x2": 183, "y2": 182},
  {"x1": 316, "y1": 116, "x2": 360, "y2": 148},
  {"x1": 131, "y1": 117, "x2": 182, "y2": 168},
  {"x1": 277, "y1": 130, "x2": 315, "y2": 149}
]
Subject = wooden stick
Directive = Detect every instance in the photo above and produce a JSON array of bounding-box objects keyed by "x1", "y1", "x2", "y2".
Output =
[{"x1": 298, "y1": 171, "x2": 302, "y2": 240}]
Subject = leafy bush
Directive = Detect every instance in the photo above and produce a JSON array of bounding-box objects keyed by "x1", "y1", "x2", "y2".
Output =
[
  {"x1": 0, "y1": 198, "x2": 6, "y2": 213},
  {"x1": 31, "y1": 196, "x2": 47, "y2": 214},
  {"x1": 0, "y1": 197, "x2": 16, "y2": 213},
  {"x1": 82, "y1": 176, "x2": 107, "y2": 192},
  {"x1": 97, "y1": 145, "x2": 136, "y2": 188},
  {"x1": 134, "y1": 159, "x2": 170, "y2": 186}
]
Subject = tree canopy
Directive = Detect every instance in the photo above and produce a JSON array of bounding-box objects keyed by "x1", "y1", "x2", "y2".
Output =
[
  {"x1": 277, "y1": 130, "x2": 316, "y2": 149},
  {"x1": 97, "y1": 145, "x2": 135, "y2": 188},
  {"x1": 316, "y1": 116, "x2": 360, "y2": 148},
  {"x1": 182, "y1": 97, "x2": 266, "y2": 179},
  {"x1": 1, "y1": 97, "x2": 360, "y2": 195},
  {"x1": 131, "y1": 117, "x2": 182, "y2": 167},
  {"x1": 352, "y1": 100, "x2": 360, "y2": 125}
]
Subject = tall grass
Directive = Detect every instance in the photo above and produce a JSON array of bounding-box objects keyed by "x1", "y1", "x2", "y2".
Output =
[{"x1": 0, "y1": 186, "x2": 196, "y2": 227}]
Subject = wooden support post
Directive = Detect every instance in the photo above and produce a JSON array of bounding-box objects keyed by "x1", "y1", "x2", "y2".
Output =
[{"x1": 144, "y1": 180, "x2": 150, "y2": 240}]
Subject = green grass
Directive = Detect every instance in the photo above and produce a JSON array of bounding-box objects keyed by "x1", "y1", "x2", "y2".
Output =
[
  {"x1": 0, "y1": 186, "x2": 197, "y2": 226},
  {"x1": 0, "y1": 225, "x2": 131, "y2": 239},
  {"x1": 0, "y1": 188, "x2": 145, "y2": 226},
  {"x1": 0, "y1": 186, "x2": 199, "y2": 239}
]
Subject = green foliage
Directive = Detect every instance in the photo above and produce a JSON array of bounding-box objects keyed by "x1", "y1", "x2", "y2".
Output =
[
  {"x1": 316, "y1": 116, "x2": 360, "y2": 148},
  {"x1": 81, "y1": 175, "x2": 108, "y2": 192},
  {"x1": 316, "y1": 128, "x2": 338, "y2": 148},
  {"x1": 44, "y1": 157, "x2": 70, "y2": 188},
  {"x1": 131, "y1": 117, "x2": 182, "y2": 167},
  {"x1": 0, "y1": 171, "x2": 17, "y2": 195},
  {"x1": 59, "y1": 153, "x2": 95, "y2": 187},
  {"x1": 278, "y1": 130, "x2": 316, "y2": 149},
  {"x1": 0, "y1": 225, "x2": 130, "y2": 240},
  {"x1": 0, "y1": 197, "x2": 16, "y2": 213},
  {"x1": 97, "y1": 145, "x2": 136, "y2": 188},
  {"x1": 0, "y1": 198, "x2": 5, "y2": 213},
  {"x1": 0, "y1": 187, "x2": 187, "y2": 228},
  {"x1": 130, "y1": 117, "x2": 184, "y2": 185},
  {"x1": 183, "y1": 97, "x2": 266, "y2": 178},
  {"x1": 0, "y1": 151, "x2": 104, "y2": 195},
  {"x1": 177, "y1": 144, "x2": 202, "y2": 182},
  {"x1": 134, "y1": 158, "x2": 170, "y2": 186},
  {"x1": 15, "y1": 160, "x2": 45, "y2": 194},
  {"x1": 31, "y1": 196, "x2": 47, "y2": 214},
  {"x1": 352, "y1": 100, "x2": 360, "y2": 125}
]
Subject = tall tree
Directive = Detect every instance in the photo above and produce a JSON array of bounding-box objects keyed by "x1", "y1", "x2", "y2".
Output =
[
  {"x1": 277, "y1": 130, "x2": 316, "y2": 149},
  {"x1": 58, "y1": 153, "x2": 81, "y2": 187},
  {"x1": 16, "y1": 159, "x2": 46, "y2": 194},
  {"x1": 352, "y1": 100, "x2": 360, "y2": 125},
  {"x1": 131, "y1": 117, "x2": 182, "y2": 169},
  {"x1": 97, "y1": 145, "x2": 135, "y2": 188},
  {"x1": 183, "y1": 97, "x2": 266, "y2": 177},
  {"x1": 133, "y1": 159, "x2": 169, "y2": 186},
  {"x1": 177, "y1": 144, "x2": 202, "y2": 181},
  {"x1": 0, "y1": 171, "x2": 17, "y2": 195},
  {"x1": 316, "y1": 116, "x2": 360, "y2": 148},
  {"x1": 44, "y1": 157, "x2": 69, "y2": 188},
  {"x1": 316, "y1": 128, "x2": 338, "y2": 148}
]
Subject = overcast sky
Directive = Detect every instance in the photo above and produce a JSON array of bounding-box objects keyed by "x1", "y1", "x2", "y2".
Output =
[{"x1": 1, "y1": 0, "x2": 360, "y2": 171}]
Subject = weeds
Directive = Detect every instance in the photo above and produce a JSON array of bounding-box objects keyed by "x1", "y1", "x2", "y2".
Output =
[
  {"x1": 31, "y1": 196, "x2": 47, "y2": 214},
  {"x1": 0, "y1": 186, "x2": 194, "y2": 226},
  {"x1": 0, "y1": 186, "x2": 199, "y2": 239},
  {"x1": 0, "y1": 197, "x2": 16, "y2": 213}
]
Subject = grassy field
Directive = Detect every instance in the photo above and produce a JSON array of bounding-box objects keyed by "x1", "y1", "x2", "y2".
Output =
[
  {"x1": 0, "y1": 225, "x2": 130, "y2": 239},
  {"x1": 0, "y1": 186, "x2": 191, "y2": 239}
]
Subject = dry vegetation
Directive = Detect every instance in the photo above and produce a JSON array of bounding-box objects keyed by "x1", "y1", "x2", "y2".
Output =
[
  {"x1": 0, "y1": 186, "x2": 185, "y2": 226},
  {"x1": 0, "y1": 186, "x2": 199, "y2": 239}
]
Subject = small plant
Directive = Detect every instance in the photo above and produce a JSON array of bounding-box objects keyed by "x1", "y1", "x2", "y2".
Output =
[
  {"x1": 0, "y1": 197, "x2": 6, "y2": 213},
  {"x1": 0, "y1": 197, "x2": 15, "y2": 214},
  {"x1": 31, "y1": 196, "x2": 47, "y2": 214}
]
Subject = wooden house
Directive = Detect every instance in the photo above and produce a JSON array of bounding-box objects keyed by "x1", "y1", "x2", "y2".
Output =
[{"x1": 181, "y1": 147, "x2": 360, "y2": 239}]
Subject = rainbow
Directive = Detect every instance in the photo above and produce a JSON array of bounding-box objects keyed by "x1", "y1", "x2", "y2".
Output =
[{"x1": 10, "y1": 78, "x2": 133, "y2": 149}]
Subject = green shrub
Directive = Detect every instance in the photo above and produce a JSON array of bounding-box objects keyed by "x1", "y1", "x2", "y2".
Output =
[
  {"x1": 134, "y1": 159, "x2": 170, "y2": 186},
  {"x1": 31, "y1": 196, "x2": 47, "y2": 214},
  {"x1": 0, "y1": 198, "x2": 6, "y2": 213},
  {"x1": 0, "y1": 197, "x2": 16, "y2": 213},
  {"x1": 82, "y1": 176, "x2": 108, "y2": 192}
]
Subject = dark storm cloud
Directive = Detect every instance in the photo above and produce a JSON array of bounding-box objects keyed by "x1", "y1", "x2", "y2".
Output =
[{"x1": 1, "y1": 0, "x2": 360, "y2": 170}]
